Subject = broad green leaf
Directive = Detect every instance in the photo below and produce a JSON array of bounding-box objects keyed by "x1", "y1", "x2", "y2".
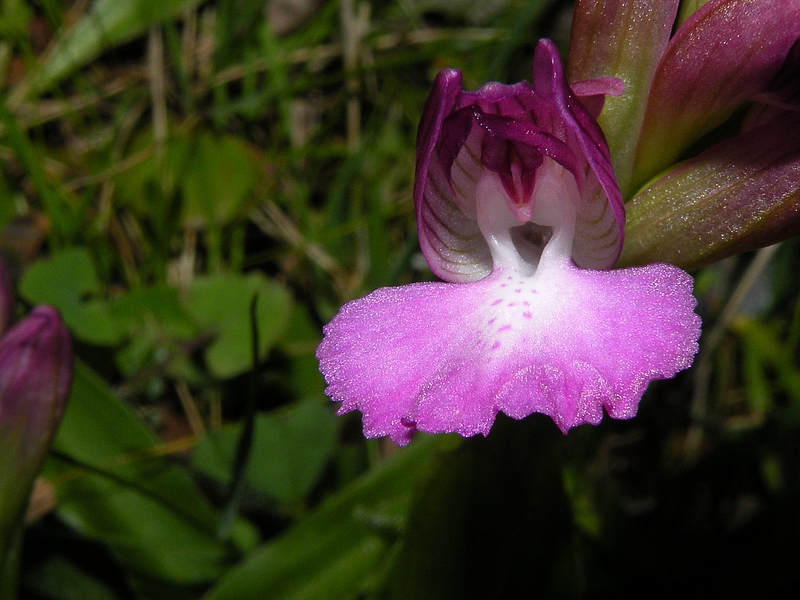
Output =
[
  {"x1": 109, "y1": 284, "x2": 200, "y2": 379},
  {"x1": 23, "y1": 556, "x2": 117, "y2": 600},
  {"x1": 19, "y1": 247, "x2": 123, "y2": 345},
  {"x1": 203, "y1": 435, "x2": 441, "y2": 600},
  {"x1": 184, "y1": 272, "x2": 292, "y2": 379},
  {"x1": 110, "y1": 283, "x2": 197, "y2": 339},
  {"x1": 48, "y1": 361, "x2": 255, "y2": 584},
  {"x1": 193, "y1": 399, "x2": 339, "y2": 504},
  {"x1": 620, "y1": 112, "x2": 800, "y2": 271},
  {"x1": 16, "y1": 0, "x2": 204, "y2": 97},
  {"x1": 182, "y1": 132, "x2": 258, "y2": 227},
  {"x1": 115, "y1": 131, "x2": 258, "y2": 228},
  {"x1": 387, "y1": 416, "x2": 574, "y2": 599},
  {"x1": 568, "y1": 0, "x2": 680, "y2": 197},
  {"x1": 113, "y1": 129, "x2": 190, "y2": 228}
]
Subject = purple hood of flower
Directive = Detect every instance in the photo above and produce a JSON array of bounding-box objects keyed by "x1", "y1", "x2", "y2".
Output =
[
  {"x1": 317, "y1": 40, "x2": 700, "y2": 445},
  {"x1": 415, "y1": 41, "x2": 625, "y2": 282}
]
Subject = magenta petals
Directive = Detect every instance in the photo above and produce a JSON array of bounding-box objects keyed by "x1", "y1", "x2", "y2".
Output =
[
  {"x1": 317, "y1": 263, "x2": 699, "y2": 445},
  {"x1": 318, "y1": 38, "x2": 701, "y2": 446},
  {"x1": 414, "y1": 40, "x2": 625, "y2": 283}
]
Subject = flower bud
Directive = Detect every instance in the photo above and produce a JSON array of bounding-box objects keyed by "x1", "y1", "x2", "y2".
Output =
[{"x1": 0, "y1": 306, "x2": 72, "y2": 563}]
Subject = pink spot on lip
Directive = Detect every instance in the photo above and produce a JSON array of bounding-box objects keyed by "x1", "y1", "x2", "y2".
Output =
[
  {"x1": 531, "y1": 289, "x2": 538, "y2": 294},
  {"x1": 508, "y1": 303, "x2": 515, "y2": 307},
  {"x1": 491, "y1": 341, "x2": 501, "y2": 350},
  {"x1": 514, "y1": 289, "x2": 521, "y2": 293},
  {"x1": 492, "y1": 299, "x2": 503, "y2": 306},
  {"x1": 523, "y1": 311, "x2": 532, "y2": 319},
  {"x1": 523, "y1": 301, "x2": 530, "y2": 306},
  {"x1": 498, "y1": 324, "x2": 512, "y2": 333},
  {"x1": 488, "y1": 318, "x2": 496, "y2": 324}
]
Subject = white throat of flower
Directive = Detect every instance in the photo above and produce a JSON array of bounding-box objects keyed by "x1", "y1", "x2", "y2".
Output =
[{"x1": 476, "y1": 159, "x2": 578, "y2": 278}]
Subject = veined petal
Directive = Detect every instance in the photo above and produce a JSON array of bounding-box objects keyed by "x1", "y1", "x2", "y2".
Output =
[
  {"x1": 317, "y1": 264, "x2": 699, "y2": 445},
  {"x1": 414, "y1": 40, "x2": 624, "y2": 281},
  {"x1": 531, "y1": 41, "x2": 625, "y2": 269},
  {"x1": 415, "y1": 69, "x2": 491, "y2": 283}
]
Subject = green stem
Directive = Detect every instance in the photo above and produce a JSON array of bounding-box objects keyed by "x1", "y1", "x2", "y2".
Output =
[{"x1": 0, "y1": 525, "x2": 20, "y2": 600}]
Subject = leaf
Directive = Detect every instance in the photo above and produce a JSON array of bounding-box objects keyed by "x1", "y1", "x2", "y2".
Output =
[
  {"x1": 109, "y1": 283, "x2": 201, "y2": 379},
  {"x1": 19, "y1": 247, "x2": 123, "y2": 345},
  {"x1": 184, "y1": 272, "x2": 292, "y2": 379},
  {"x1": 386, "y1": 416, "x2": 575, "y2": 599},
  {"x1": 203, "y1": 435, "x2": 441, "y2": 600},
  {"x1": 23, "y1": 556, "x2": 117, "y2": 600},
  {"x1": 620, "y1": 111, "x2": 800, "y2": 271},
  {"x1": 16, "y1": 0, "x2": 205, "y2": 96},
  {"x1": 192, "y1": 399, "x2": 339, "y2": 504},
  {"x1": 48, "y1": 361, "x2": 256, "y2": 584},
  {"x1": 182, "y1": 132, "x2": 258, "y2": 227}
]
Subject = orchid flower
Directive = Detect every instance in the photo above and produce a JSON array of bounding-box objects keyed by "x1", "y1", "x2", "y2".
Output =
[
  {"x1": 317, "y1": 40, "x2": 700, "y2": 446},
  {"x1": 569, "y1": 0, "x2": 800, "y2": 270}
]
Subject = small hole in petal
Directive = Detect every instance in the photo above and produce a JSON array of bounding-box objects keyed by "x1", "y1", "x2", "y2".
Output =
[{"x1": 510, "y1": 222, "x2": 552, "y2": 268}]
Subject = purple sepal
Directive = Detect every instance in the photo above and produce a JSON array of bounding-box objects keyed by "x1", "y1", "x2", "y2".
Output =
[
  {"x1": 622, "y1": 110, "x2": 800, "y2": 270},
  {"x1": 318, "y1": 263, "x2": 699, "y2": 446},
  {"x1": 633, "y1": 0, "x2": 800, "y2": 190},
  {"x1": 415, "y1": 40, "x2": 624, "y2": 282}
]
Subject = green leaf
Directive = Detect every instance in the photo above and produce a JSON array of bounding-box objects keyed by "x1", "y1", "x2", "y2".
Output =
[
  {"x1": 49, "y1": 361, "x2": 254, "y2": 584},
  {"x1": 387, "y1": 416, "x2": 575, "y2": 599},
  {"x1": 23, "y1": 556, "x2": 118, "y2": 600},
  {"x1": 109, "y1": 284, "x2": 200, "y2": 378},
  {"x1": 19, "y1": 247, "x2": 123, "y2": 345},
  {"x1": 182, "y1": 132, "x2": 258, "y2": 227},
  {"x1": 193, "y1": 399, "x2": 339, "y2": 504},
  {"x1": 203, "y1": 435, "x2": 441, "y2": 600},
  {"x1": 16, "y1": 0, "x2": 204, "y2": 96},
  {"x1": 184, "y1": 272, "x2": 292, "y2": 379}
]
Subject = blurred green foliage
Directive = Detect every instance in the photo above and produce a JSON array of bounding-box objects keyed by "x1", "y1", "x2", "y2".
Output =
[{"x1": 1, "y1": 0, "x2": 799, "y2": 597}]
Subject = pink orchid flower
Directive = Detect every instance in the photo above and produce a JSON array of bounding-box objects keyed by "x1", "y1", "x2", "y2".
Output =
[{"x1": 317, "y1": 40, "x2": 700, "y2": 445}]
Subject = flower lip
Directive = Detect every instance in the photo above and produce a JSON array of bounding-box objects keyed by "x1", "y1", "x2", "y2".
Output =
[{"x1": 414, "y1": 39, "x2": 625, "y2": 284}]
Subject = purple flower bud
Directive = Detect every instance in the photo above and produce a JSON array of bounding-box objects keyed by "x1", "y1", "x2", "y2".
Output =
[{"x1": 0, "y1": 306, "x2": 72, "y2": 558}]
